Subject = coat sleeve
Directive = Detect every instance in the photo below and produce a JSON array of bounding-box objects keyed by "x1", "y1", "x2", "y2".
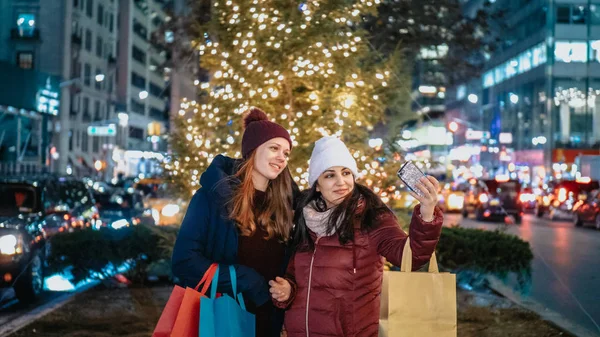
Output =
[
  {"x1": 171, "y1": 190, "x2": 270, "y2": 306},
  {"x1": 370, "y1": 204, "x2": 443, "y2": 271},
  {"x1": 272, "y1": 252, "x2": 298, "y2": 309}
]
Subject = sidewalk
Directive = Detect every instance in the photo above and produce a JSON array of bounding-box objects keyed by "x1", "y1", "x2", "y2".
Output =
[{"x1": 6, "y1": 283, "x2": 574, "y2": 337}]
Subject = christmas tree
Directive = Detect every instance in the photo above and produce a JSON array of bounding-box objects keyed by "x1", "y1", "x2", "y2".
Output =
[{"x1": 166, "y1": 0, "x2": 410, "y2": 200}]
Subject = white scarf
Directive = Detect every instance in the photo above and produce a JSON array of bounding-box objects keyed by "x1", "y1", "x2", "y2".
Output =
[{"x1": 303, "y1": 202, "x2": 337, "y2": 237}]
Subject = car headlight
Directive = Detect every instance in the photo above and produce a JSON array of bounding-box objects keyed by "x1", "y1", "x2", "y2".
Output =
[
  {"x1": 111, "y1": 219, "x2": 129, "y2": 230},
  {"x1": 161, "y1": 204, "x2": 180, "y2": 217},
  {"x1": 0, "y1": 234, "x2": 22, "y2": 255},
  {"x1": 151, "y1": 208, "x2": 160, "y2": 223}
]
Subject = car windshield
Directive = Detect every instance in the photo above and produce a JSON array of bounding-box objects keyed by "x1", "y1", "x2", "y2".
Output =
[
  {"x1": 94, "y1": 193, "x2": 135, "y2": 210},
  {"x1": 0, "y1": 184, "x2": 37, "y2": 216},
  {"x1": 484, "y1": 180, "x2": 520, "y2": 196}
]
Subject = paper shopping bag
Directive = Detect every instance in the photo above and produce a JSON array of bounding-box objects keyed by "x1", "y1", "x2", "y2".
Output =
[
  {"x1": 152, "y1": 263, "x2": 217, "y2": 337},
  {"x1": 379, "y1": 237, "x2": 456, "y2": 337}
]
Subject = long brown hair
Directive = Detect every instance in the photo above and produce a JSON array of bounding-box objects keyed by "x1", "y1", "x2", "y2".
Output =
[{"x1": 229, "y1": 151, "x2": 294, "y2": 241}]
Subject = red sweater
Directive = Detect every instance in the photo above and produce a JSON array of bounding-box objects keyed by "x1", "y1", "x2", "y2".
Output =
[{"x1": 277, "y1": 204, "x2": 443, "y2": 337}]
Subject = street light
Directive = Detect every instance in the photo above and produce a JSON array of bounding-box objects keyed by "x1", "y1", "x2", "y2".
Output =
[
  {"x1": 448, "y1": 121, "x2": 459, "y2": 133},
  {"x1": 95, "y1": 74, "x2": 105, "y2": 82},
  {"x1": 139, "y1": 91, "x2": 149, "y2": 100},
  {"x1": 468, "y1": 94, "x2": 478, "y2": 104}
]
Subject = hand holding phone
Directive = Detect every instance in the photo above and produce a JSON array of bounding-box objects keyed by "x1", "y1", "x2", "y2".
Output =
[
  {"x1": 397, "y1": 161, "x2": 426, "y2": 197},
  {"x1": 397, "y1": 161, "x2": 441, "y2": 221}
]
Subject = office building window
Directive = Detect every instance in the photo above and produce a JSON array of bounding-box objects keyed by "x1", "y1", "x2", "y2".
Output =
[
  {"x1": 85, "y1": 29, "x2": 92, "y2": 51},
  {"x1": 149, "y1": 107, "x2": 164, "y2": 120},
  {"x1": 95, "y1": 68, "x2": 103, "y2": 90},
  {"x1": 132, "y1": 45, "x2": 146, "y2": 64},
  {"x1": 129, "y1": 126, "x2": 144, "y2": 140},
  {"x1": 92, "y1": 137, "x2": 99, "y2": 153},
  {"x1": 109, "y1": 14, "x2": 114, "y2": 32},
  {"x1": 86, "y1": 0, "x2": 93, "y2": 17},
  {"x1": 16, "y1": 14, "x2": 36, "y2": 37},
  {"x1": 70, "y1": 94, "x2": 79, "y2": 117},
  {"x1": 557, "y1": 4, "x2": 587, "y2": 24},
  {"x1": 84, "y1": 64, "x2": 91, "y2": 86},
  {"x1": 16, "y1": 52, "x2": 33, "y2": 69},
  {"x1": 133, "y1": 19, "x2": 147, "y2": 40},
  {"x1": 96, "y1": 36, "x2": 103, "y2": 57},
  {"x1": 69, "y1": 130, "x2": 74, "y2": 151},
  {"x1": 73, "y1": 0, "x2": 79, "y2": 8},
  {"x1": 130, "y1": 99, "x2": 145, "y2": 114},
  {"x1": 590, "y1": 40, "x2": 600, "y2": 62},
  {"x1": 149, "y1": 82, "x2": 163, "y2": 98},
  {"x1": 97, "y1": 4, "x2": 103, "y2": 25},
  {"x1": 107, "y1": 74, "x2": 113, "y2": 93},
  {"x1": 131, "y1": 72, "x2": 146, "y2": 89},
  {"x1": 94, "y1": 101, "x2": 101, "y2": 120},
  {"x1": 82, "y1": 131, "x2": 88, "y2": 152},
  {"x1": 555, "y1": 41, "x2": 588, "y2": 63},
  {"x1": 591, "y1": 4, "x2": 600, "y2": 24}
]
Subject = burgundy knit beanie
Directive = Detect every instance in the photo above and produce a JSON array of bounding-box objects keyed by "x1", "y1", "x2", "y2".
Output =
[{"x1": 241, "y1": 107, "x2": 292, "y2": 158}]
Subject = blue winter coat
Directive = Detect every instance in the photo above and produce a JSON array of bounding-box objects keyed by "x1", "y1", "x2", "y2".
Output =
[{"x1": 172, "y1": 154, "x2": 290, "y2": 307}]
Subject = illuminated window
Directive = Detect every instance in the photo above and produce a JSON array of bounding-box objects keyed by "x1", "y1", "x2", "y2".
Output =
[
  {"x1": 555, "y1": 41, "x2": 587, "y2": 63},
  {"x1": 16, "y1": 52, "x2": 33, "y2": 69},
  {"x1": 590, "y1": 40, "x2": 600, "y2": 62},
  {"x1": 16, "y1": 14, "x2": 36, "y2": 37},
  {"x1": 483, "y1": 71, "x2": 495, "y2": 88},
  {"x1": 519, "y1": 51, "x2": 532, "y2": 73}
]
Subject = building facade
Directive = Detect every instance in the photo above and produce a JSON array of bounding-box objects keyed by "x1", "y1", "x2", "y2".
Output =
[
  {"x1": 447, "y1": 0, "x2": 600, "y2": 182},
  {"x1": 0, "y1": 0, "x2": 190, "y2": 179},
  {"x1": 0, "y1": 0, "x2": 119, "y2": 177}
]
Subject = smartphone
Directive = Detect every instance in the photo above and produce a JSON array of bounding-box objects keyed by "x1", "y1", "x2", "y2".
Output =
[{"x1": 397, "y1": 161, "x2": 426, "y2": 197}]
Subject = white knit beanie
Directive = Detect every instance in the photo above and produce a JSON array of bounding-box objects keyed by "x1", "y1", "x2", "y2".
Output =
[{"x1": 308, "y1": 136, "x2": 359, "y2": 187}]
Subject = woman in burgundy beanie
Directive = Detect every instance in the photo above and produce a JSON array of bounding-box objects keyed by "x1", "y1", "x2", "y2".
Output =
[{"x1": 172, "y1": 107, "x2": 298, "y2": 337}]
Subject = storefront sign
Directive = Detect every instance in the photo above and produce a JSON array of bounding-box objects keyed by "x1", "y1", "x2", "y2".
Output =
[
  {"x1": 0, "y1": 62, "x2": 61, "y2": 115},
  {"x1": 553, "y1": 148, "x2": 600, "y2": 163}
]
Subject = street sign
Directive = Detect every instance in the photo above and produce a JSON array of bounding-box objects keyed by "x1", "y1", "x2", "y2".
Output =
[{"x1": 88, "y1": 124, "x2": 116, "y2": 137}]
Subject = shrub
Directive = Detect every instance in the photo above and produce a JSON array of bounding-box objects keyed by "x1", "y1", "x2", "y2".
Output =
[{"x1": 47, "y1": 225, "x2": 177, "y2": 284}]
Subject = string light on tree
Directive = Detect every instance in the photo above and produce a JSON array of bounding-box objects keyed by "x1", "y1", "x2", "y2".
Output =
[{"x1": 166, "y1": 0, "x2": 408, "y2": 198}]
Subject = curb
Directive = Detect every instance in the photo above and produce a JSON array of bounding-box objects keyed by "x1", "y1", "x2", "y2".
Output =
[
  {"x1": 486, "y1": 276, "x2": 599, "y2": 337},
  {"x1": 0, "y1": 281, "x2": 99, "y2": 337}
]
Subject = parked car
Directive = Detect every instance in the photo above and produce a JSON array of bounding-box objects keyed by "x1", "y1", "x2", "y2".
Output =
[
  {"x1": 438, "y1": 182, "x2": 466, "y2": 213},
  {"x1": 519, "y1": 187, "x2": 537, "y2": 213},
  {"x1": 134, "y1": 178, "x2": 185, "y2": 226},
  {"x1": 572, "y1": 190, "x2": 600, "y2": 229},
  {"x1": 537, "y1": 180, "x2": 600, "y2": 220},
  {"x1": 93, "y1": 188, "x2": 155, "y2": 229},
  {"x1": 464, "y1": 178, "x2": 523, "y2": 224},
  {"x1": 0, "y1": 175, "x2": 97, "y2": 303}
]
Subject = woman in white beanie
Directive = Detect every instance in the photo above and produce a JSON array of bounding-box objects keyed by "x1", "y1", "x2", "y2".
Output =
[{"x1": 269, "y1": 136, "x2": 444, "y2": 337}]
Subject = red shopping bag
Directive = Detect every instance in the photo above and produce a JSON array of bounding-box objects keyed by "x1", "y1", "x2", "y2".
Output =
[{"x1": 152, "y1": 263, "x2": 218, "y2": 337}]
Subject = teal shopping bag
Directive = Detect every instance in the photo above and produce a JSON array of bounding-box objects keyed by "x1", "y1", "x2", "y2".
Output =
[{"x1": 199, "y1": 265, "x2": 255, "y2": 337}]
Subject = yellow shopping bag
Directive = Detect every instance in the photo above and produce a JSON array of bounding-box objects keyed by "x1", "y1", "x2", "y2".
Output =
[{"x1": 379, "y1": 237, "x2": 457, "y2": 337}]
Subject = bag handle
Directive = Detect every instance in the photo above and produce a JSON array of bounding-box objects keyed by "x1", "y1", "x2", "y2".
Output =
[
  {"x1": 194, "y1": 263, "x2": 218, "y2": 294},
  {"x1": 208, "y1": 265, "x2": 247, "y2": 310},
  {"x1": 400, "y1": 237, "x2": 439, "y2": 273},
  {"x1": 210, "y1": 265, "x2": 220, "y2": 298},
  {"x1": 228, "y1": 265, "x2": 247, "y2": 311}
]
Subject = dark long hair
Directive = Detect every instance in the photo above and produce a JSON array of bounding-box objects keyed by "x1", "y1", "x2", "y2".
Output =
[{"x1": 292, "y1": 182, "x2": 392, "y2": 251}]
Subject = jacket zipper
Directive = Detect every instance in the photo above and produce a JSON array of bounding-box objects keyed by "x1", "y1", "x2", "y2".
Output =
[{"x1": 306, "y1": 237, "x2": 320, "y2": 337}]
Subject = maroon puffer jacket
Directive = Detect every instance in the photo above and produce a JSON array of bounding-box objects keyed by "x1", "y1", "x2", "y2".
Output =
[{"x1": 278, "y1": 204, "x2": 443, "y2": 337}]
